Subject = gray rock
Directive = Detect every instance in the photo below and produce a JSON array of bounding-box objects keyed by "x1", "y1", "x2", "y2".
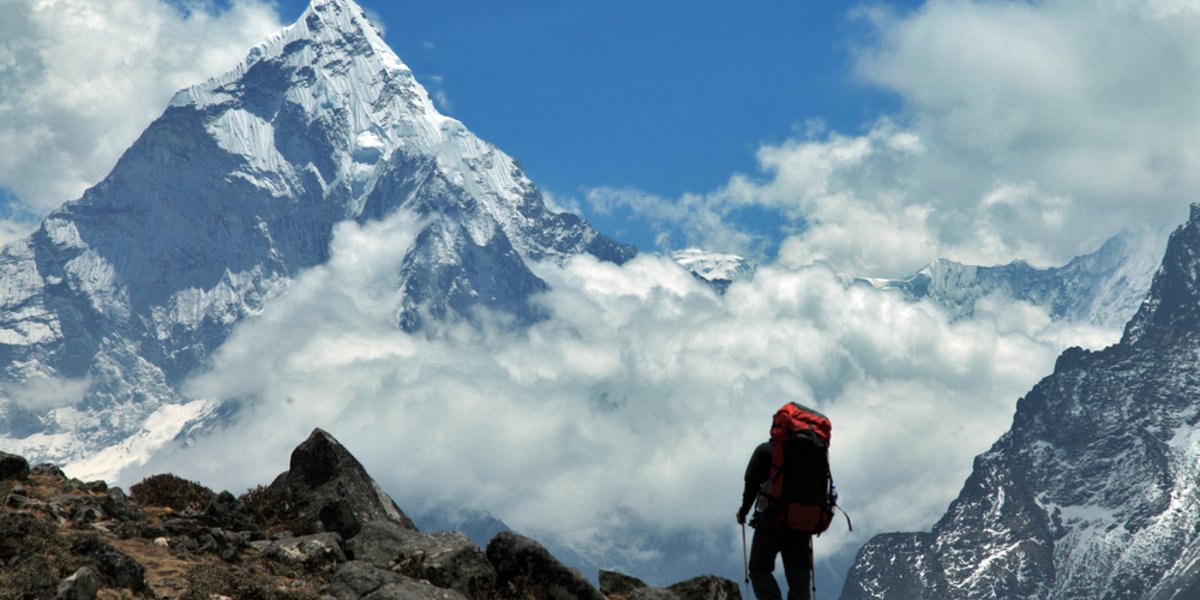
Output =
[
  {"x1": 600, "y1": 569, "x2": 648, "y2": 596},
  {"x1": 629, "y1": 590, "x2": 680, "y2": 600},
  {"x1": 100, "y1": 487, "x2": 143, "y2": 523},
  {"x1": 330, "y1": 561, "x2": 407, "y2": 600},
  {"x1": 330, "y1": 561, "x2": 468, "y2": 600},
  {"x1": 31, "y1": 463, "x2": 65, "y2": 479},
  {"x1": 54, "y1": 566, "x2": 102, "y2": 600},
  {"x1": 266, "y1": 429, "x2": 417, "y2": 539},
  {"x1": 620, "y1": 574, "x2": 742, "y2": 600},
  {"x1": 667, "y1": 574, "x2": 742, "y2": 599},
  {"x1": 0, "y1": 451, "x2": 30, "y2": 481},
  {"x1": 362, "y1": 580, "x2": 469, "y2": 600},
  {"x1": 70, "y1": 536, "x2": 144, "y2": 591},
  {"x1": 5, "y1": 492, "x2": 43, "y2": 511},
  {"x1": 261, "y1": 532, "x2": 346, "y2": 570},
  {"x1": 346, "y1": 519, "x2": 495, "y2": 598},
  {"x1": 50, "y1": 495, "x2": 105, "y2": 525},
  {"x1": 486, "y1": 530, "x2": 605, "y2": 600}
]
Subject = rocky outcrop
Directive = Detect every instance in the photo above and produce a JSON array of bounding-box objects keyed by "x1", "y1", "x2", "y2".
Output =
[
  {"x1": 0, "y1": 427, "x2": 736, "y2": 599},
  {"x1": 265, "y1": 428, "x2": 417, "y2": 539},
  {"x1": 600, "y1": 569, "x2": 743, "y2": 600},
  {"x1": 601, "y1": 569, "x2": 650, "y2": 597},
  {"x1": 665, "y1": 575, "x2": 743, "y2": 599},
  {"x1": 486, "y1": 530, "x2": 607, "y2": 600},
  {"x1": 346, "y1": 519, "x2": 496, "y2": 597}
]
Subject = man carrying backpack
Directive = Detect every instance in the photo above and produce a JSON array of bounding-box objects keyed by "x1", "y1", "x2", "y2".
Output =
[{"x1": 737, "y1": 403, "x2": 838, "y2": 600}]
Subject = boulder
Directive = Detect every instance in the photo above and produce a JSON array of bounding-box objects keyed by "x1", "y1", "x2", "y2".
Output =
[
  {"x1": 629, "y1": 590, "x2": 681, "y2": 600},
  {"x1": 49, "y1": 495, "x2": 106, "y2": 526},
  {"x1": 485, "y1": 530, "x2": 605, "y2": 600},
  {"x1": 31, "y1": 463, "x2": 66, "y2": 479},
  {"x1": 70, "y1": 537, "x2": 145, "y2": 591},
  {"x1": 600, "y1": 569, "x2": 649, "y2": 596},
  {"x1": 667, "y1": 575, "x2": 742, "y2": 599},
  {"x1": 362, "y1": 580, "x2": 469, "y2": 600},
  {"x1": 330, "y1": 561, "x2": 468, "y2": 600},
  {"x1": 257, "y1": 532, "x2": 346, "y2": 571},
  {"x1": 204, "y1": 490, "x2": 257, "y2": 532},
  {"x1": 0, "y1": 451, "x2": 30, "y2": 481},
  {"x1": 330, "y1": 561, "x2": 406, "y2": 600},
  {"x1": 621, "y1": 574, "x2": 743, "y2": 600},
  {"x1": 266, "y1": 429, "x2": 416, "y2": 539},
  {"x1": 54, "y1": 566, "x2": 102, "y2": 600},
  {"x1": 346, "y1": 519, "x2": 495, "y2": 598}
]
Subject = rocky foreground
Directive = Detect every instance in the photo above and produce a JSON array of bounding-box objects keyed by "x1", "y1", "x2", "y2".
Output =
[{"x1": 0, "y1": 429, "x2": 739, "y2": 599}]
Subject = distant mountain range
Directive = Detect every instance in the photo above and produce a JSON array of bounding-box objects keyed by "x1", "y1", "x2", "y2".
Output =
[{"x1": 848, "y1": 227, "x2": 1165, "y2": 330}]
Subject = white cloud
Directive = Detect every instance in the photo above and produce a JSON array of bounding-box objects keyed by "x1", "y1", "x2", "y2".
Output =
[
  {"x1": 590, "y1": 0, "x2": 1200, "y2": 278},
  {"x1": 2, "y1": 375, "x2": 91, "y2": 412},
  {"x1": 123, "y1": 207, "x2": 1110, "y2": 573},
  {"x1": 0, "y1": 0, "x2": 283, "y2": 215}
]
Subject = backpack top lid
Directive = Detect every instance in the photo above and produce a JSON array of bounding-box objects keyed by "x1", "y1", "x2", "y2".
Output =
[{"x1": 771, "y1": 402, "x2": 832, "y2": 447}]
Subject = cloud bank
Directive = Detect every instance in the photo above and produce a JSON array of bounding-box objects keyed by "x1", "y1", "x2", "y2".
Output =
[
  {"x1": 126, "y1": 208, "x2": 1120, "y2": 574},
  {"x1": 0, "y1": 0, "x2": 283, "y2": 242},
  {"x1": 591, "y1": 0, "x2": 1200, "y2": 277}
]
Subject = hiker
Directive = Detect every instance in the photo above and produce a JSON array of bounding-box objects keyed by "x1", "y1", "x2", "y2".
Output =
[{"x1": 737, "y1": 403, "x2": 838, "y2": 600}]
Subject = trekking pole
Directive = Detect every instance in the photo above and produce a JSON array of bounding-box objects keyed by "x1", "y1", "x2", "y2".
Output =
[
  {"x1": 810, "y1": 536, "x2": 817, "y2": 600},
  {"x1": 741, "y1": 522, "x2": 751, "y2": 598}
]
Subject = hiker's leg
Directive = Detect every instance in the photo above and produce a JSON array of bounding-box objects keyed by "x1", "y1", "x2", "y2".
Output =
[
  {"x1": 749, "y1": 527, "x2": 783, "y2": 600},
  {"x1": 780, "y1": 532, "x2": 812, "y2": 600}
]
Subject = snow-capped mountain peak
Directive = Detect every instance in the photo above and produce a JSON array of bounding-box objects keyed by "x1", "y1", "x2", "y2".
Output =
[{"x1": 0, "y1": 0, "x2": 632, "y2": 478}]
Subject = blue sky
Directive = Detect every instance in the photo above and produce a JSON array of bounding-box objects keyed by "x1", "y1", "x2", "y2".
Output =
[
  {"x1": 280, "y1": 1, "x2": 911, "y2": 193},
  {"x1": 4, "y1": 0, "x2": 1198, "y2": 271},
  {"x1": 267, "y1": 0, "x2": 920, "y2": 251}
]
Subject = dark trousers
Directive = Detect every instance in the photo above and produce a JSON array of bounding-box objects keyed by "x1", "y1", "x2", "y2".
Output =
[{"x1": 749, "y1": 526, "x2": 812, "y2": 600}]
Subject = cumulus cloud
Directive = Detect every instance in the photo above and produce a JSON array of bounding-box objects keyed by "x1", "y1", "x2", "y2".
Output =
[
  {"x1": 124, "y1": 207, "x2": 1111, "y2": 575},
  {"x1": 0, "y1": 0, "x2": 283, "y2": 216},
  {"x1": 591, "y1": 0, "x2": 1200, "y2": 278}
]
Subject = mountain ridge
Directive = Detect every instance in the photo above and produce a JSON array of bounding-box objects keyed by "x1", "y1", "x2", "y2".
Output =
[
  {"x1": 0, "y1": 427, "x2": 739, "y2": 599},
  {"x1": 841, "y1": 203, "x2": 1200, "y2": 599}
]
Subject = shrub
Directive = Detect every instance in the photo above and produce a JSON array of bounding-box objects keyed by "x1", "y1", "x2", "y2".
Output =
[
  {"x1": 238, "y1": 484, "x2": 305, "y2": 534},
  {"x1": 129, "y1": 473, "x2": 215, "y2": 512}
]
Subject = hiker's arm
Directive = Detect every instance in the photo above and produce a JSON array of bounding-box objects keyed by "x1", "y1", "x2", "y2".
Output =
[{"x1": 737, "y1": 442, "x2": 771, "y2": 522}]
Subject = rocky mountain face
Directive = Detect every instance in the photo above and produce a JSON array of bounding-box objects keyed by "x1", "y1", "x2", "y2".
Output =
[
  {"x1": 841, "y1": 204, "x2": 1200, "y2": 599},
  {"x1": 863, "y1": 227, "x2": 1164, "y2": 329},
  {"x1": 0, "y1": 0, "x2": 633, "y2": 476},
  {"x1": 0, "y1": 428, "x2": 738, "y2": 599}
]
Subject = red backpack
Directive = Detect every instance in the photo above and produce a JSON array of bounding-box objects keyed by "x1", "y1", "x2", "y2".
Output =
[{"x1": 756, "y1": 402, "x2": 844, "y2": 535}]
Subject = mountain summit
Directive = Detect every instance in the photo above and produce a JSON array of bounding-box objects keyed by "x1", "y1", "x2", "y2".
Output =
[
  {"x1": 841, "y1": 204, "x2": 1200, "y2": 599},
  {"x1": 0, "y1": 0, "x2": 632, "y2": 477}
]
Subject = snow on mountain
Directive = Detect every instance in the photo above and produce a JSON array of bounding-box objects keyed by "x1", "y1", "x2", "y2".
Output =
[
  {"x1": 0, "y1": 0, "x2": 631, "y2": 478},
  {"x1": 858, "y1": 227, "x2": 1165, "y2": 330},
  {"x1": 670, "y1": 247, "x2": 756, "y2": 293},
  {"x1": 841, "y1": 204, "x2": 1200, "y2": 599}
]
